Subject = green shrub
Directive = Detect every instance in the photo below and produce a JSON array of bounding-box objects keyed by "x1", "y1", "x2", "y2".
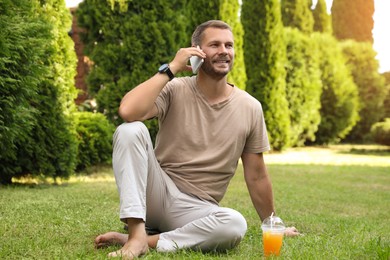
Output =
[
  {"x1": 381, "y1": 72, "x2": 390, "y2": 119},
  {"x1": 281, "y1": 0, "x2": 314, "y2": 34},
  {"x1": 0, "y1": 0, "x2": 48, "y2": 184},
  {"x1": 312, "y1": 0, "x2": 332, "y2": 34},
  {"x1": 341, "y1": 40, "x2": 386, "y2": 142},
  {"x1": 77, "y1": 0, "x2": 188, "y2": 126},
  {"x1": 242, "y1": 0, "x2": 291, "y2": 151},
  {"x1": 222, "y1": 0, "x2": 247, "y2": 90},
  {"x1": 0, "y1": 0, "x2": 78, "y2": 184},
  {"x1": 371, "y1": 118, "x2": 390, "y2": 146},
  {"x1": 284, "y1": 28, "x2": 322, "y2": 146},
  {"x1": 312, "y1": 33, "x2": 359, "y2": 144},
  {"x1": 23, "y1": 0, "x2": 79, "y2": 181},
  {"x1": 75, "y1": 112, "x2": 115, "y2": 171}
]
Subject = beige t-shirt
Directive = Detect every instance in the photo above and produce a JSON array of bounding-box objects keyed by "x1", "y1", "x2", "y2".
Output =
[{"x1": 155, "y1": 76, "x2": 270, "y2": 204}]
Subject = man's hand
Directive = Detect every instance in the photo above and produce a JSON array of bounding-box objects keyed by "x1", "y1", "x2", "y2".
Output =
[
  {"x1": 284, "y1": 226, "x2": 301, "y2": 237},
  {"x1": 169, "y1": 47, "x2": 206, "y2": 74}
]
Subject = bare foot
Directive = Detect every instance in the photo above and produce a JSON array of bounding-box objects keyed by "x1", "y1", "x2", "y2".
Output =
[
  {"x1": 108, "y1": 236, "x2": 149, "y2": 259},
  {"x1": 94, "y1": 232, "x2": 128, "y2": 248}
]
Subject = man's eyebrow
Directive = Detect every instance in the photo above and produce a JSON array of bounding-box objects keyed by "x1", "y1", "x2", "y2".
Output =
[{"x1": 208, "y1": 40, "x2": 234, "y2": 45}]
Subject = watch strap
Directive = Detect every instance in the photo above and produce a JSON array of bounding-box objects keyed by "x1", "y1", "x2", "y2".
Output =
[
  {"x1": 165, "y1": 66, "x2": 174, "y2": 81},
  {"x1": 159, "y1": 64, "x2": 174, "y2": 81}
]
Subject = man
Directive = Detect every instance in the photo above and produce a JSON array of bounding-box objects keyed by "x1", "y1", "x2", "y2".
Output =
[{"x1": 95, "y1": 20, "x2": 299, "y2": 259}]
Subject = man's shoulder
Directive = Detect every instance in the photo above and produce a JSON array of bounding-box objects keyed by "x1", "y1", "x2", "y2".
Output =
[
  {"x1": 162, "y1": 76, "x2": 194, "y2": 95},
  {"x1": 170, "y1": 76, "x2": 196, "y2": 87},
  {"x1": 233, "y1": 88, "x2": 263, "y2": 109}
]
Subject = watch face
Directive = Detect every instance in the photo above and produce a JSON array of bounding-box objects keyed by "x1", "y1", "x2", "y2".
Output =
[{"x1": 159, "y1": 64, "x2": 169, "y2": 72}]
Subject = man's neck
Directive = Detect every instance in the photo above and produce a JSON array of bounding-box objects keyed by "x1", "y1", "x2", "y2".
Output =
[{"x1": 196, "y1": 74, "x2": 232, "y2": 105}]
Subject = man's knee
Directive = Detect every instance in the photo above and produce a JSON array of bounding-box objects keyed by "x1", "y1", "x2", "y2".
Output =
[
  {"x1": 221, "y1": 208, "x2": 247, "y2": 238},
  {"x1": 114, "y1": 121, "x2": 150, "y2": 147},
  {"x1": 213, "y1": 208, "x2": 247, "y2": 251}
]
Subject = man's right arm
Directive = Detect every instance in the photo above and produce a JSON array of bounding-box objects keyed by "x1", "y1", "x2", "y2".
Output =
[
  {"x1": 118, "y1": 47, "x2": 206, "y2": 122},
  {"x1": 118, "y1": 72, "x2": 171, "y2": 122}
]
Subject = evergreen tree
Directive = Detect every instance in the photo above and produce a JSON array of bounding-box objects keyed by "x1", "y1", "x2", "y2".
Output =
[
  {"x1": 312, "y1": 33, "x2": 359, "y2": 144},
  {"x1": 0, "y1": 0, "x2": 49, "y2": 183},
  {"x1": 0, "y1": 0, "x2": 78, "y2": 183},
  {"x1": 77, "y1": 0, "x2": 188, "y2": 126},
  {"x1": 313, "y1": 0, "x2": 332, "y2": 34},
  {"x1": 382, "y1": 72, "x2": 390, "y2": 119},
  {"x1": 19, "y1": 0, "x2": 78, "y2": 180},
  {"x1": 221, "y1": 0, "x2": 246, "y2": 90},
  {"x1": 281, "y1": 0, "x2": 314, "y2": 34},
  {"x1": 284, "y1": 28, "x2": 322, "y2": 146},
  {"x1": 332, "y1": 0, "x2": 374, "y2": 43},
  {"x1": 107, "y1": 0, "x2": 130, "y2": 12},
  {"x1": 341, "y1": 41, "x2": 386, "y2": 142},
  {"x1": 185, "y1": 0, "x2": 246, "y2": 90},
  {"x1": 242, "y1": 0, "x2": 291, "y2": 150},
  {"x1": 186, "y1": 0, "x2": 219, "y2": 36}
]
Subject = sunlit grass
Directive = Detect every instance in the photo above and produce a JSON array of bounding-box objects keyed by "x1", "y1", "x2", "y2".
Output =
[
  {"x1": 1, "y1": 145, "x2": 389, "y2": 259},
  {"x1": 264, "y1": 144, "x2": 390, "y2": 167}
]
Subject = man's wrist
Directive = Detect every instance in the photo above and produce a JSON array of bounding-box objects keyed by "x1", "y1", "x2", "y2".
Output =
[
  {"x1": 158, "y1": 63, "x2": 174, "y2": 81},
  {"x1": 168, "y1": 62, "x2": 179, "y2": 75}
]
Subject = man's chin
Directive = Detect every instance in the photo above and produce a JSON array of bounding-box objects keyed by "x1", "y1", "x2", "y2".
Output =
[
  {"x1": 213, "y1": 64, "x2": 232, "y2": 73},
  {"x1": 216, "y1": 68, "x2": 231, "y2": 76},
  {"x1": 202, "y1": 64, "x2": 232, "y2": 77}
]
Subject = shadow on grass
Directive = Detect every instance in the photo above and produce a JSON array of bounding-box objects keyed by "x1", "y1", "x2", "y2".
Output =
[
  {"x1": 4, "y1": 180, "x2": 69, "y2": 189},
  {"x1": 4, "y1": 164, "x2": 114, "y2": 188},
  {"x1": 337, "y1": 148, "x2": 390, "y2": 157}
]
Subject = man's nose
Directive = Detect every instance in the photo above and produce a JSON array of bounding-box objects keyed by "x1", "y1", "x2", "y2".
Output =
[{"x1": 218, "y1": 45, "x2": 228, "y2": 54}]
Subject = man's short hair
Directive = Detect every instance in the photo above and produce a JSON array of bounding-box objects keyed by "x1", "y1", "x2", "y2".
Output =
[{"x1": 191, "y1": 20, "x2": 232, "y2": 46}]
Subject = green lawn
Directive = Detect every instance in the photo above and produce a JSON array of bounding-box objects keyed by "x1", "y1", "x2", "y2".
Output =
[{"x1": 1, "y1": 145, "x2": 389, "y2": 259}]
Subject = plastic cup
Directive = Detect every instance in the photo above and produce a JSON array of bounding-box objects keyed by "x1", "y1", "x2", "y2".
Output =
[{"x1": 261, "y1": 215, "x2": 285, "y2": 257}]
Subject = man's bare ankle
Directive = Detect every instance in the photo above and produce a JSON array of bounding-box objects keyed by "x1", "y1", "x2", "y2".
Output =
[{"x1": 125, "y1": 218, "x2": 147, "y2": 239}]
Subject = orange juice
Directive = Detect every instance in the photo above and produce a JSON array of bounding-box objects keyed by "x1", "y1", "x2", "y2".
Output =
[{"x1": 262, "y1": 230, "x2": 284, "y2": 256}]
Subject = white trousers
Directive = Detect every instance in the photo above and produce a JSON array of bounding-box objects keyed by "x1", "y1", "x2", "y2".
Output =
[{"x1": 112, "y1": 122, "x2": 247, "y2": 252}]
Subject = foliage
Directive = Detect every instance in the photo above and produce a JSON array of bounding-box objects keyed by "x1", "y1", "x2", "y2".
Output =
[
  {"x1": 371, "y1": 118, "x2": 390, "y2": 146},
  {"x1": 242, "y1": 0, "x2": 291, "y2": 151},
  {"x1": 312, "y1": 0, "x2": 332, "y2": 34},
  {"x1": 221, "y1": 0, "x2": 247, "y2": 90},
  {"x1": 76, "y1": 0, "x2": 188, "y2": 127},
  {"x1": 0, "y1": 0, "x2": 78, "y2": 184},
  {"x1": 75, "y1": 112, "x2": 115, "y2": 171},
  {"x1": 284, "y1": 28, "x2": 322, "y2": 146},
  {"x1": 185, "y1": 0, "x2": 219, "y2": 39},
  {"x1": 0, "y1": 0, "x2": 48, "y2": 183},
  {"x1": 331, "y1": 0, "x2": 374, "y2": 43},
  {"x1": 107, "y1": 0, "x2": 130, "y2": 12},
  {"x1": 340, "y1": 40, "x2": 386, "y2": 142},
  {"x1": 382, "y1": 72, "x2": 390, "y2": 119},
  {"x1": 20, "y1": 0, "x2": 78, "y2": 180},
  {"x1": 281, "y1": 0, "x2": 314, "y2": 34},
  {"x1": 312, "y1": 33, "x2": 359, "y2": 144}
]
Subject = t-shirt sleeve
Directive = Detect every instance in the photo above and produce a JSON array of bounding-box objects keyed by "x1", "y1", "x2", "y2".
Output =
[
  {"x1": 243, "y1": 101, "x2": 270, "y2": 154},
  {"x1": 155, "y1": 81, "x2": 175, "y2": 122}
]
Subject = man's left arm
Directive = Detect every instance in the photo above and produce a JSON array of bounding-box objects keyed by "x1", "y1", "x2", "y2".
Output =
[
  {"x1": 241, "y1": 152, "x2": 300, "y2": 236},
  {"x1": 241, "y1": 152, "x2": 274, "y2": 221}
]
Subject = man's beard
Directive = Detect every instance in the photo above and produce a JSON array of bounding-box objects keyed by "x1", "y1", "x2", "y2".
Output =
[{"x1": 201, "y1": 57, "x2": 233, "y2": 79}]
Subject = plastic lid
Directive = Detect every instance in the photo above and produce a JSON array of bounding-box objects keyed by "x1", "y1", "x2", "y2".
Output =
[{"x1": 261, "y1": 215, "x2": 285, "y2": 231}]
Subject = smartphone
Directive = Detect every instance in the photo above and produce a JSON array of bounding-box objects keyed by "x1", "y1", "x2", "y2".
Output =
[{"x1": 190, "y1": 46, "x2": 204, "y2": 74}]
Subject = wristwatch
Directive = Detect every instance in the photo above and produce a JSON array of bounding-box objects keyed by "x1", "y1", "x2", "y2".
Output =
[{"x1": 158, "y1": 63, "x2": 174, "y2": 81}]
